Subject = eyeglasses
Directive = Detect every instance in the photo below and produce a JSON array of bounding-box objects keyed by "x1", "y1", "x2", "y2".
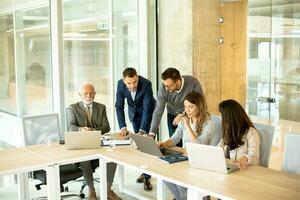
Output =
[{"x1": 163, "y1": 82, "x2": 176, "y2": 89}]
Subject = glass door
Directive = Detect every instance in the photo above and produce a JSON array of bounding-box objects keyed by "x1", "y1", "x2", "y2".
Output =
[
  {"x1": 247, "y1": 0, "x2": 274, "y2": 123},
  {"x1": 270, "y1": 1, "x2": 300, "y2": 126},
  {"x1": 247, "y1": 0, "x2": 300, "y2": 170},
  {"x1": 247, "y1": 0, "x2": 300, "y2": 130}
]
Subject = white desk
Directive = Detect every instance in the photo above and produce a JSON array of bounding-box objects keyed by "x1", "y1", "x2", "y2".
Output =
[
  {"x1": 2, "y1": 143, "x2": 300, "y2": 200},
  {"x1": 97, "y1": 146, "x2": 300, "y2": 200},
  {"x1": 0, "y1": 147, "x2": 54, "y2": 200},
  {"x1": 25, "y1": 143, "x2": 104, "y2": 199}
]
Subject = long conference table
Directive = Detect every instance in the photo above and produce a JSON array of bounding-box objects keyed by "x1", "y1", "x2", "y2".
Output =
[{"x1": 1, "y1": 143, "x2": 300, "y2": 200}]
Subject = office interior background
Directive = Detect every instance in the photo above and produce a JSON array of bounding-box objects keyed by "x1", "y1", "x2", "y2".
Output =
[{"x1": 0, "y1": 0, "x2": 299, "y2": 192}]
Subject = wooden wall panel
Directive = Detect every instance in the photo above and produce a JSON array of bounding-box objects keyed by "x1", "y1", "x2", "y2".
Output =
[
  {"x1": 193, "y1": 0, "x2": 221, "y2": 114},
  {"x1": 193, "y1": 0, "x2": 247, "y2": 114},
  {"x1": 233, "y1": 1, "x2": 247, "y2": 105}
]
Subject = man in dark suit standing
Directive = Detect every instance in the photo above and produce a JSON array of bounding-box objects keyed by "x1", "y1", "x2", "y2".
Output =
[
  {"x1": 115, "y1": 68, "x2": 156, "y2": 191},
  {"x1": 68, "y1": 83, "x2": 121, "y2": 200}
]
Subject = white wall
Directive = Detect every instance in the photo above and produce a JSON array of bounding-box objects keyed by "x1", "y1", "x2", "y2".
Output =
[{"x1": 0, "y1": 112, "x2": 24, "y2": 147}]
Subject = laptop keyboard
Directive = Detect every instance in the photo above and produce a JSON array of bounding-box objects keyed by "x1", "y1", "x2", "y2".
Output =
[{"x1": 160, "y1": 148, "x2": 182, "y2": 156}]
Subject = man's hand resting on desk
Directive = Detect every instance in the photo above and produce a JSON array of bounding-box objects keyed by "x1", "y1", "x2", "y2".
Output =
[
  {"x1": 119, "y1": 127, "x2": 129, "y2": 137},
  {"x1": 147, "y1": 132, "x2": 155, "y2": 138},
  {"x1": 79, "y1": 127, "x2": 95, "y2": 131},
  {"x1": 136, "y1": 131, "x2": 155, "y2": 139}
]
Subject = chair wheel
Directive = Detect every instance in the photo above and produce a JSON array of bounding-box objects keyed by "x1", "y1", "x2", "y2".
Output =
[{"x1": 79, "y1": 193, "x2": 85, "y2": 198}]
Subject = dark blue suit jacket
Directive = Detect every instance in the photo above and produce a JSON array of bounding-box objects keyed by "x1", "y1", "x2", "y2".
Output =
[{"x1": 115, "y1": 76, "x2": 156, "y2": 133}]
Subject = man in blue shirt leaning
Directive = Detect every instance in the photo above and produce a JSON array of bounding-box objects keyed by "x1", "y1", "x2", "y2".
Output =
[{"x1": 115, "y1": 67, "x2": 156, "y2": 191}]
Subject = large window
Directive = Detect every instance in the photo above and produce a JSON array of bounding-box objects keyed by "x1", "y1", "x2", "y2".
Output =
[
  {"x1": 0, "y1": 14, "x2": 16, "y2": 113},
  {"x1": 0, "y1": 2, "x2": 52, "y2": 115},
  {"x1": 247, "y1": 1, "x2": 300, "y2": 123},
  {"x1": 63, "y1": 0, "x2": 111, "y2": 109},
  {"x1": 63, "y1": 0, "x2": 139, "y2": 130},
  {"x1": 0, "y1": 0, "x2": 154, "y2": 134}
]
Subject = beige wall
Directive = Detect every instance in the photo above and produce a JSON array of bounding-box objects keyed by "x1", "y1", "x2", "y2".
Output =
[{"x1": 158, "y1": 0, "x2": 193, "y2": 75}]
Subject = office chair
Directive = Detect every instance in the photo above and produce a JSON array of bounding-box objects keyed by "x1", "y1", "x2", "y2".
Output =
[
  {"x1": 64, "y1": 107, "x2": 101, "y2": 196},
  {"x1": 210, "y1": 116, "x2": 275, "y2": 167},
  {"x1": 282, "y1": 133, "x2": 300, "y2": 174},
  {"x1": 210, "y1": 115, "x2": 223, "y2": 146},
  {"x1": 253, "y1": 123, "x2": 275, "y2": 167},
  {"x1": 22, "y1": 113, "x2": 84, "y2": 199}
]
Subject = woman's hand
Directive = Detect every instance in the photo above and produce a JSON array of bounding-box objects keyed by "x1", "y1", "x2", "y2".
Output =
[
  {"x1": 182, "y1": 116, "x2": 190, "y2": 128},
  {"x1": 237, "y1": 156, "x2": 248, "y2": 171},
  {"x1": 157, "y1": 141, "x2": 165, "y2": 148}
]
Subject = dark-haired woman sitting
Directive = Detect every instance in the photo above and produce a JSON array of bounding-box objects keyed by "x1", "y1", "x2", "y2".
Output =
[{"x1": 218, "y1": 99, "x2": 260, "y2": 171}]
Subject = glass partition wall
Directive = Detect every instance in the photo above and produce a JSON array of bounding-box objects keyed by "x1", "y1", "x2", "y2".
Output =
[
  {"x1": 63, "y1": 0, "x2": 139, "y2": 131},
  {"x1": 247, "y1": 0, "x2": 300, "y2": 129},
  {"x1": 0, "y1": 2, "x2": 52, "y2": 115},
  {"x1": 0, "y1": 0, "x2": 153, "y2": 133},
  {"x1": 0, "y1": 13, "x2": 16, "y2": 114},
  {"x1": 247, "y1": 0, "x2": 300, "y2": 168},
  {"x1": 63, "y1": 0, "x2": 111, "y2": 113}
]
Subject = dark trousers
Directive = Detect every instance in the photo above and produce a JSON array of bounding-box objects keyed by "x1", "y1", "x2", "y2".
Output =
[
  {"x1": 80, "y1": 161, "x2": 116, "y2": 190},
  {"x1": 132, "y1": 120, "x2": 151, "y2": 180},
  {"x1": 167, "y1": 113, "x2": 182, "y2": 147},
  {"x1": 132, "y1": 120, "x2": 141, "y2": 133}
]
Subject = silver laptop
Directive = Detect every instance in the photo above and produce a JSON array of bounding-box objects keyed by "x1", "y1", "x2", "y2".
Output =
[
  {"x1": 131, "y1": 134, "x2": 182, "y2": 157},
  {"x1": 186, "y1": 143, "x2": 239, "y2": 174},
  {"x1": 64, "y1": 131, "x2": 102, "y2": 150}
]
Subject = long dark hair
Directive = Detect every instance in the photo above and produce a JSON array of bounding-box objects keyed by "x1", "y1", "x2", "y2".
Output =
[
  {"x1": 219, "y1": 99, "x2": 254, "y2": 150},
  {"x1": 184, "y1": 91, "x2": 209, "y2": 134}
]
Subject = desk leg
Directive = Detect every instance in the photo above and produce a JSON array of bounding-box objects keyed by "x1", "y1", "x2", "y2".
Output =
[
  {"x1": 46, "y1": 164, "x2": 60, "y2": 200},
  {"x1": 100, "y1": 158, "x2": 107, "y2": 200},
  {"x1": 157, "y1": 178, "x2": 166, "y2": 200},
  {"x1": 118, "y1": 164, "x2": 124, "y2": 192},
  {"x1": 17, "y1": 173, "x2": 29, "y2": 200}
]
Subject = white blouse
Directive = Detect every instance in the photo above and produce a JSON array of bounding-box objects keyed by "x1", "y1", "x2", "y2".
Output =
[{"x1": 218, "y1": 127, "x2": 260, "y2": 165}]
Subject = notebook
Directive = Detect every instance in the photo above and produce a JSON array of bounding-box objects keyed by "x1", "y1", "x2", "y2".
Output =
[
  {"x1": 64, "y1": 131, "x2": 102, "y2": 150},
  {"x1": 185, "y1": 143, "x2": 239, "y2": 174},
  {"x1": 131, "y1": 133, "x2": 182, "y2": 157},
  {"x1": 159, "y1": 154, "x2": 188, "y2": 164},
  {"x1": 101, "y1": 132, "x2": 131, "y2": 146}
]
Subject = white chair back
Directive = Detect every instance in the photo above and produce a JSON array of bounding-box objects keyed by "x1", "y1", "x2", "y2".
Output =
[
  {"x1": 210, "y1": 115, "x2": 223, "y2": 146},
  {"x1": 282, "y1": 133, "x2": 300, "y2": 175},
  {"x1": 22, "y1": 113, "x2": 62, "y2": 145},
  {"x1": 253, "y1": 123, "x2": 275, "y2": 167}
]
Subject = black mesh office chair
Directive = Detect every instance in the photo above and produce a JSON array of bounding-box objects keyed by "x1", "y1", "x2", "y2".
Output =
[{"x1": 22, "y1": 113, "x2": 85, "y2": 199}]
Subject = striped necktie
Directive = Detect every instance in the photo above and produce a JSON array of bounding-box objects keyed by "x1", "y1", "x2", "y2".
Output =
[{"x1": 86, "y1": 106, "x2": 92, "y2": 127}]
